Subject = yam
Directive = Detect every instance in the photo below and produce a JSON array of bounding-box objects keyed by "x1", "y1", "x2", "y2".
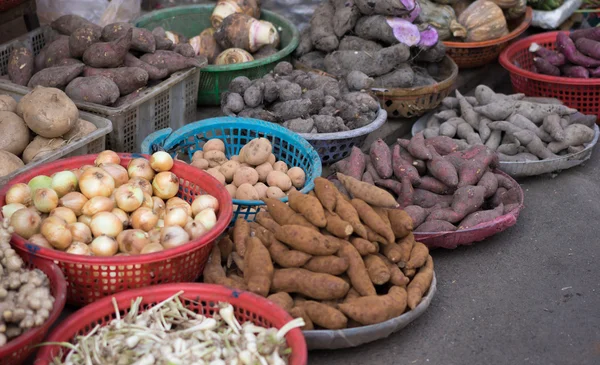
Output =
[
  {"x1": 243, "y1": 237, "x2": 273, "y2": 297},
  {"x1": 349, "y1": 237, "x2": 378, "y2": 256},
  {"x1": 140, "y1": 50, "x2": 207, "y2": 75},
  {"x1": 271, "y1": 268, "x2": 350, "y2": 300},
  {"x1": 83, "y1": 67, "x2": 149, "y2": 96},
  {"x1": 65, "y1": 76, "x2": 120, "y2": 106},
  {"x1": 20, "y1": 87, "x2": 78, "y2": 138},
  {"x1": 51, "y1": 15, "x2": 99, "y2": 35},
  {"x1": 275, "y1": 225, "x2": 339, "y2": 255},
  {"x1": 364, "y1": 254, "x2": 391, "y2": 285},
  {"x1": 69, "y1": 26, "x2": 102, "y2": 58},
  {"x1": 337, "y1": 242, "x2": 376, "y2": 296},
  {"x1": 288, "y1": 191, "x2": 327, "y2": 227},
  {"x1": 338, "y1": 36, "x2": 383, "y2": 52},
  {"x1": 267, "y1": 235, "x2": 312, "y2": 268},
  {"x1": 22, "y1": 136, "x2": 66, "y2": 164},
  {"x1": 335, "y1": 192, "x2": 368, "y2": 239},
  {"x1": 83, "y1": 29, "x2": 132, "y2": 68},
  {"x1": 303, "y1": 255, "x2": 349, "y2": 275},
  {"x1": 28, "y1": 64, "x2": 84, "y2": 89},
  {"x1": 8, "y1": 44, "x2": 34, "y2": 86},
  {"x1": 407, "y1": 256, "x2": 434, "y2": 309},
  {"x1": 338, "y1": 286, "x2": 408, "y2": 325},
  {"x1": 303, "y1": 301, "x2": 348, "y2": 329},
  {"x1": 337, "y1": 173, "x2": 399, "y2": 208},
  {"x1": 124, "y1": 53, "x2": 169, "y2": 81},
  {"x1": 310, "y1": 2, "x2": 340, "y2": 52},
  {"x1": 0, "y1": 112, "x2": 30, "y2": 155}
]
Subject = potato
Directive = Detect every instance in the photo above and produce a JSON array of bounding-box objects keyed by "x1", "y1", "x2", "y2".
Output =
[
  {"x1": 219, "y1": 160, "x2": 240, "y2": 183},
  {"x1": 240, "y1": 163, "x2": 251, "y2": 167},
  {"x1": 236, "y1": 183, "x2": 259, "y2": 200},
  {"x1": 287, "y1": 167, "x2": 306, "y2": 189},
  {"x1": 268, "y1": 154, "x2": 276, "y2": 165},
  {"x1": 204, "y1": 139, "x2": 225, "y2": 153},
  {"x1": 244, "y1": 138, "x2": 272, "y2": 166},
  {"x1": 19, "y1": 87, "x2": 78, "y2": 138},
  {"x1": 255, "y1": 162, "x2": 273, "y2": 183},
  {"x1": 206, "y1": 168, "x2": 226, "y2": 185},
  {"x1": 192, "y1": 150, "x2": 204, "y2": 161},
  {"x1": 266, "y1": 186, "x2": 285, "y2": 199},
  {"x1": 267, "y1": 170, "x2": 292, "y2": 191},
  {"x1": 0, "y1": 111, "x2": 30, "y2": 155},
  {"x1": 225, "y1": 184, "x2": 237, "y2": 197},
  {"x1": 254, "y1": 182, "x2": 268, "y2": 199},
  {"x1": 62, "y1": 119, "x2": 97, "y2": 140},
  {"x1": 204, "y1": 150, "x2": 228, "y2": 167},
  {"x1": 0, "y1": 150, "x2": 24, "y2": 177},
  {"x1": 238, "y1": 146, "x2": 247, "y2": 163},
  {"x1": 191, "y1": 158, "x2": 209, "y2": 170},
  {"x1": 230, "y1": 155, "x2": 240, "y2": 161},
  {"x1": 233, "y1": 166, "x2": 259, "y2": 187},
  {"x1": 0, "y1": 95, "x2": 17, "y2": 112},
  {"x1": 287, "y1": 187, "x2": 298, "y2": 196},
  {"x1": 22, "y1": 136, "x2": 67, "y2": 164},
  {"x1": 273, "y1": 161, "x2": 289, "y2": 173}
]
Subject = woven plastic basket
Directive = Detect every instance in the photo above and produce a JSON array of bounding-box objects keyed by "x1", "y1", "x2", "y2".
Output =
[
  {"x1": 0, "y1": 253, "x2": 66, "y2": 365},
  {"x1": 34, "y1": 284, "x2": 307, "y2": 365},
  {"x1": 444, "y1": 7, "x2": 532, "y2": 69},
  {"x1": 297, "y1": 108, "x2": 387, "y2": 164},
  {"x1": 0, "y1": 26, "x2": 200, "y2": 153},
  {"x1": 500, "y1": 31, "x2": 600, "y2": 118},
  {"x1": 374, "y1": 56, "x2": 459, "y2": 118},
  {"x1": 134, "y1": 5, "x2": 300, "y2": 106},
  {"x1": 0, "y1": 153, "x2": 233, "y2": 306},
  {"x1": 0, "y1": 86, "x2": 112, "y2": 187},
  {"x1": 141, "y1": 117, "x2": 322, "y2": 222}
]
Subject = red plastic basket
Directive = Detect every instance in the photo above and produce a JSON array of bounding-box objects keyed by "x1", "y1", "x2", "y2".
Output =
[
  {"x1": 0, "y1": 153, "x2": 233, "y2": 306},
  {"x1": 0, "y1": 252, "x2": 66, "y2": 365},
  {"x1": 499, "y1": 31, "x2": 600, "y2": 118},
  {"x1": 34, "y1": 284, "x2": 308, "y2": 365},
  {"x1": 414, "y1": 170, "x2": 524, "y2": 249},
  {"x1": 0, "y1": 0, "x2": 26, "y2": 12}
]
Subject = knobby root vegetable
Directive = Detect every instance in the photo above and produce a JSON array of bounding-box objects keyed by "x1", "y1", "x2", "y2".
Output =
[
  {"x1": 267, "y1": 235, "x2": 312, "y2": 268},
  {"x1": 338, "y1": 286, "x2": 408, "y2": 325},
  {"x1": 335, "y1": 193, "x2": 368, "y2": 239},
  {"x1": 310, "y1": 2, "x2": 340, "y2": 52},
  {"x1": 243, "y1": 237, "x2": 273, "y2": 297},
  {"x1": 275, "y1": 225, "x2": 339, "y2": 255},
  {"x1": 324, "y1": 44, "x2": 411, "y2": 77},
  {"x1": 288, "y1": 192, "x2": 327, "y2": 228},
  {"x1": 364, "y1": 254, "x2": 391, "y2": 285},
  {"x1": 337, "y1": 242, "x2": 376, "y2": 296},
  {"x1": 271, "y1": 268, "x2": 350, "y2": 300},
  {"x1": 351, "y1": 199, "x2": 395, "y2": 244},
  {"x1": 337, "y1": 173, "x2": 399, "y2": 208},
  {"x1": 303, "y1": 300, "x2": 348, "y2": 329},
  {"x1": 407, "y1": 255, "x2": 434, "y2": 309},
  {"x1": 303, "y1": 255, "x2": 349, "y2": 275}
]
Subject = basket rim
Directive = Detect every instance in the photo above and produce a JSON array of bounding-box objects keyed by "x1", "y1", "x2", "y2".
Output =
[
  {"x1": 134, "y1": 5, "x2": 300, "y2": 73},
  {"x1": 297, "y1": 108, "x2": 387, "y2": 140},
  {"x1": 34, "y1": 283, "x2": 308, "y2": 365},
  {"x1": 499, "y1": 31, "x2": 600, "y2": 86},
  {"x1": 0, "y1": 256, "x2": 67, "y2": 358},
  {"x1": 444, "y1": 7, "x2": 533, "y2": 49},
  {"x1": 0, "y1": 153, "x2": 233, "y2": 264}
]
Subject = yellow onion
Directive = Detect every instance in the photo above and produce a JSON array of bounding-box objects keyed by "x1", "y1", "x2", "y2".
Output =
[
  {"x1": 150, "y1": 151, "x2": 174, "y2": 172},
  {"x1": 71, "y1": 168, "x2": 84, "y2": 180},
  {"x1": 28, "y1": 234, "x2": 52, "y2": 249},
  {"x1": 81, "y1": 196, "x2": 115, "y2": 216},
  {"x1": 141, "y1": 193, "x2": 154, "y2": 209},
  {"x1": 78, "y1": 215, "x2": 93, "y2": 226},
  {"x1": 128, "y1": 177, "x2": 153, "y2": 196},
  {"x1": 99, "y1": 163, "x2": 129, "y2": 187},
  {"x1": 111, "y1": 208, "x2": 130, "y2": 227},
  {"x1": 160, "y1": 226, "x2": 190, "y2": 249},
  {"x1": 184, "y1": 221, "x2": 208, "y2": 240},
  {"x1": 191, "y1": 195, "x2": 219, "y2": 216},
  {"x1": 28, "y1": 175, "x2": 52, "y2": 193},
  {"x1": 90, "y1": 212, "x2": 123, "y2": 238},
  {"x1": 79, "y1": 167, "x2": 115, "y2": 198},
  {"x1": 51, "y1": 171, "x2": 78, "y2": 197},
  {"x1": 59, "y1": 192, "x2": 88, "y2": 216},
  {"x1": 117, "y1": 229, "x2": 150, "y2": 254},
  {"x1": 157, "y1": 219, "x2": 165, "y2": 228},
  {"x1": 148, "y1": 228, "x2": 161, "y2": 243},
  {"x1": 2, "y1": 203, "x2": 26, "y2": 220},
  {"x1": 130, "y1": 207, "x2": 159, "y2": 232},
  {"x1": 66, "y1": 241, "x2": 92, "y2": 255},
  {"x1": 50, "y1": 207, "x2": 77, "y2": 224},
  {"x1": 140, "y1": 242, "x2": 164, "y2": 254},
  {"x1": 166, "y1": 197, "x2": 192, "y2": 216},
  {"x1": 164, "y1": 207, "x2": 189, "y2": 227},
  {"x1": 41, "y1": 215, "x2": 72, "y2": 250},
  {"x1": 152, "y1": 197, "x2": 166, "y2": 218},
  {"x1": 114, "y1": 184, "x2": 144, "y2": 212},
  {"x1": 68, "y1": 222, "x2": 92, "y2": 244},
  {"x1": 94, "y1": 151, "x2": 120, "y2": 166},
  {"x1": 127, "y1": 158, "x2": 155, "y2": 181},
  {"x1": 10, "y1": 208, "x2": 41, "y2": 239},
  {"x1": 194, "y1": 208, "x2": 217, "y2": 230},
  {"x1": 80, "y1": 165, "x2": 95, "y2": 171},
  {"x1": 90, "y1": 236, "x2": 118, "y2": 257},
  {"x1": 5, "y1": 183, "x2": 31, "y2": 205},
  {"x1": 33, "y1": 188, "x2": 59, "y2": 213},
  {"x1": 152, "y1": 172, "x2": 179, "y2": 199}
]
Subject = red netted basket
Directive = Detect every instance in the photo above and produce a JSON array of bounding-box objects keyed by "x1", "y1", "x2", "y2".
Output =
[
  {"x1": 34, "y1": 284, "x2": 308, "y2": 365},
  {"x1": 0, "y1": 252, "x2": 66, "y2": 365},
  {"x1": 0, "y1": 0, "x2": 26, "y2": 12},
  {"x1": 414, "y1": 170, "x2": 524, "y2": 249},
  {"x1": 0, "y1": 153, "x2": 233, "y2": 306},
  {"x1": 499, "y1": 31, "x2": 600, "y2": 118},
  {"x1": 444, "y1": 7, "x2": 532, "y2": 69}
]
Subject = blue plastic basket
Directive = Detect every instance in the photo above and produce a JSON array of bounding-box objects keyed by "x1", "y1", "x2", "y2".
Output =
[{"x1": 141, "y1": 117, "x2": 322, "y2": 222}]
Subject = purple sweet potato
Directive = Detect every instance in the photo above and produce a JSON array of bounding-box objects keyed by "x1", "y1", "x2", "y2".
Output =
[
  {"x1": 43, "y1": 37, "x2": 71, "y2": 67},
  {"x1": 65, "y1": 76, "x2": 120, "y2": 106},
  {"x1": 445, "y1": 145, "x2": 499, "y2": 188},
  {"x1": 407, "y1": 132, "x2": 433, "y2": 160},
  {"x1": 392, "y1": 144, "x2": 421, "y2": 185},
  {"x1": 403, "y1": 205, "x2": 438, "y2": 227},
  {"x1": 570, "y1": 27, "x2": 600, "y2": 42},
  {"x1": 344, "y1": 147, "x2": 367, "y2": 181},
  {"x1": 561, "y1": 65, "x2": 590, "y2": 78},
  {"x1": 102, "y1": 23, "x2": 156, "y2": 53},
  {"x1": 69, "y1": 26, "x2": 102, "y2": 58},
  {"x1": 83, "y1": 67, "x2": 149, "y2": 95},
  {"x1": 533, "y1": 57, "x2": 560, "y2": 76},
  {"x1": 425, "y1": 207, "x2": 462, "y2": 223},
  {"x1": 8, "y1": 44, "x2": 33, "y2": 86},
  {"x1": 51, "y1": 15, "x2": 101, "y2": 35},
  {"x1": 397, "y1": 175, "x2": 414, "y2": 208},
  {"x1": 362, "y1": 171, "x2": 375, "y2": 184},
  {"x1": 424, "y1": 136, "x2": 460, "y2": 155},
  {"x1": 83, "y1": 29, "x2": 132, "y2": 68},
  {"x1": 112, "y1": 88, "x2": 145, "y2": 107},
  {"x1": 55, "y1": 58, "x2": 84, "y2": 67},
  {"x1": 415, "y1": 220, "x2": 457, "y2": 232},
  {"x1": 124, "y1": 53, "x2": 169, "y2": 80},
  {"x1": 575, "y1": 37, "x2": 600, "y2": 60},
  {"x1": 529, "y1": 42, "x2": 565, "y2": 66},
  {"x1": 370, "y1": 138, "x2": 393, "y2": 179},
  {"x1": 426, "y1": 147, "x2": 458, "y2": 187},
  {"x1": 28, "y1": 64, "x2": 84, "y2": 88},
  {"x1": 458, "y1": 203, "x2": 504, "y2": 230},
  {"x1": 365, "y1": 159, "x2": 381, "y2": 181},
  {"x1": 426, "y1": 185, "x2": 486, "y2": 223},
  {"x1": 152, "y1": 27, "x2": 173, "y2": 50},
  {"x1": 412, "y1": 189, "x2": 453, "y2": 208},
  {"x1": 418, "y1": 176, "x2": 454, "y2": 195},
  {"x1": 375, "y1": 179, "x2": 403, "y2": 197},
  {"x1": 140, "y1": 50, "x2": 207, "y2": 75},
  {"x1": 476, "y1": 171, "x2": 498, "y2": 199},
  {"x1": 557, "y1": 32, "x2": 600, "y2": 68}
]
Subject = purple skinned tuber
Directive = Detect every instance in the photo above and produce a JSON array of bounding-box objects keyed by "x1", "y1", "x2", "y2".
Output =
[
  {"x1": 405, "y1": 2, "x2": 421, "y2": 22},
  {"x1": 386, "y1": 18, "x2": 420, "y2": 47},
  {"x1": 556, "y1": 32, "x2": 600, "y2": 68},
  {"x1": 417, "y1": 24, "x2": 438, "y2": 48},
  {"x1": 529, "y1": 42, "x2": 565, "y2": 66},
  {"x1": 533, "y1": 57, "x2": 560, "y2": 76}
]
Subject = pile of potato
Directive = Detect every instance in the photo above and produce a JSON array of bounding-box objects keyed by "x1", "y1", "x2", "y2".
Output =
[
  {"x1": 203, "y1": 178, "x2": 434, "y2": 329},
  {"x1": 190, "y1": 137, "x2": 307, "y2": 201},
  {"x1": 0, "y1": 88, "x2": 97, "y2": 178}
]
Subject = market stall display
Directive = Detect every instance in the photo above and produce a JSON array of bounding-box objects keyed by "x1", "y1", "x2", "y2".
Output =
[
  {"x1": 34, "y1": 284, "x2": 307, "y2": 365},
  {"x1": 0, "y1": 153, "x2": 233, "y2": 305},
  {"x1": 0, "y1": 221, "x2": 66, "y2": 365},
  {"x1": 134, "y1": 5, "x2": 300, "y2": 105},
  {"x1": 530, "y1": 0, "x2": 582, "y2": 29}
]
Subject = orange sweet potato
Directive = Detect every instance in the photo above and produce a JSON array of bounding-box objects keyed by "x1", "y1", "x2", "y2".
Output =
[
  {"x1": 303, "y1": 301, "x2": 348, "y2": 329},
  {"x1": 289, "y1": 306, "x2": 314, "y2": 330},
  {"x1": 267, "y1": 292, "x2": 294, "y2": 312},
  {"x1": 403, "y1": 267, "x2": 416, "y2": 278},
  {"x1": 289, "y1": 191, "x2": 327, "y2": 227},
  {"x1": 243, "y1": 237, "x2": 273, "y2": 297},
  {"x1": 314, "y1": 177, "x2": 337, "y2": 213},
  {"x1": 405, "y1": 242, "x2": 429, "y2": 270},
  {"x1": 324, "y1": 211, "x2": 353, "y2": 238},
  {"x1": 365, "y1": 226, "x2": 388, "y2": 245},
  {"x1": 344, "y1": 287, "x2": 361, "y2": 302},
  {"x1": 386, "y1": 209, "x2": 413, "y2": 239},
  {"x1": 349, "y1": 237, "x2": 378, "y2": 256},
  {"x1": 255, "y1": 211, "x2": 281, "y2": 233},
  {"x1": 381, "y1": 241, "x2": 403, "y2": 263},
  {"x1": 396, "y1": 232, "x2": 415, "y2": 268},
  {"x1": 337, "y1": 242, "x2": 376, "y2": 296},
  {"x1": 303, "y1": 255, "x2": 349, "y2": 275},
  {"x1": 213, "y1": 276, "x2": 248, "y2": 290},
  {"x1": 271, "y1": 268, "x2": 350, "y2": 300},
  {"x1": 267, "y1": 235, "x2": 312, "y2": 267},
  {"x1": 407, "y1": 255, "x2": 434, "y2": 309},
  {"x1": 363, "y1": 254, "x2": 390, "y2": 285},
  {"x1": 338, "y1": 286, "x2": 408, "y2": 325},
  {"x1": 335, "y1": 193, "x2": 368, "y2": 239},
  {"x1": 337, "y1": 173, "x2": 399, "y2": 208},
  {"x1": 351, "y1": 199, "x2": 395, "y2": 244},
  {"x1": 263, "y1": 197, "x2": 317, "y2": 230},
  {"x1": 275, "y1": 225, "x2": 340, "y2": 255},
  {"x1": 378, "y1": 254, "x2": 409, "y2": 286},
  {"x1": 233, "y1": 218, "x2": 249, "y2": 257}
]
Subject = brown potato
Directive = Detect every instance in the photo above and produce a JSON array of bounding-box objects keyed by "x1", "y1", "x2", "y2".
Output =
[
  {"x1": 266, "y1": 186, "x2": 285, "y2": 199},
  {"x1": 203, "y1": 139, "x2": 225, "y2": 153},
  {"x1": 255, "y1": 162, "x2": 273, "y2": 183},
  {"x1": 267, "y1": 170, "x2": 292, "y2": 191},
  {"x1": 287, "y1": 167, "x2": 306, "y2": 189},
  {"x1": 244, "y1": 138, "x2": 272, "y2": 165},
  {"x1": 219, "y1": 160, "x2": 240, "y2": 183},
  {"x1": 233, "y1": 166, "x2": 259, "y2": 187},
  {"x1": 273, "y1": 161, "x2": 288, "y2": 173},
  {"x1": 204, "y1": 150, "x2": 228, "y2": 167},
  {"x1": 254, "y1": 182, "x2": 268, "y2": 199},
  {"x1": 236, "y1": 183, "x2": 259, "y2": 200}
]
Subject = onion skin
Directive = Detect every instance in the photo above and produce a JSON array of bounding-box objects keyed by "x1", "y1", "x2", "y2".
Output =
[
  {"x1": 81, "y1": 196, "x2": 115, "y2": 216},
  {"x1": 152, "y1": 197, "x2": 166, "y2": 218},
  {"x1": 128, "y1": 177, "x2": 153, "y2": 196},
  {"x1": 95, "y1": 151, "x2": 121, "y2": 166},
  {"x1": 5, "y1": 183, "x2": 32, "y2": 205},
  {"x1": 140, "y1": 242, "x2": 164, "y2": 254},
  {"x1": 184, "y1": 221, "x2": 208, "y2": 240},
  {"x1": 90, "y1": 236, "x2": 118, "y2": 257},
  {"x1": 51, "y1": 171, "x2": 79, "y2": 197},
  {"x1": 191, "y1": 195, "x2": 219, "y2": 216},
  {"x1": 152, "y1": 172, "x2": 180, "y2": 199},
  {"x1": 2, "y1": 203, "x2": 27, "y2": 220},
  {"x1": 90, "y1": 212, "x2": 123, "y2": 238},
  {"x1": 160, "y1": 226, "x2": 190, "y2": 249},
  {"x1": 33, "y1": 188, "x2": 59, "y2": 213},
  {"x1": 78, "y1": 215, "x2": 93, "y2": 226},
  {"x1": 164, "y1": 207, "x2": 189, "y2": 227},
  {"x1": 141, "y1": 193, "x2": 154, "y2": 209},
  {"x1": 79, "y1": 167, "x2": 116, "y2": 198},
  {"x1": 10, "y1": 208, "x2": 42, "y2": 239},
  {"x1": 66, "y1": 241, "x2": 92, "y2": 255},
  {"x1": 111, "y1": 208, "x2": 130, "y2": 227},
  {"x1": 99, "y1": 163, "x2": 129, "y2": 187},
  {"x1": 150, "y1": 151, "x2": 174, "y2": 172},
  {"x1": 166, "y1": 197, "x2": 192, "y2": 216},
  {"x1": 114, "y1": 184, "x2": 144, "y2": 212},
  {"x1": 130, "y1": 207, "x2": 159, "y2": 232},
  {"x1": 59, "y1": 192, "x2": 88, "y2": 216},
  {"x1": 28, "y1": 234, "x2": 53, "y2": 249},
  {"x1": 128, "y1": 158, "x2": 155, "y2": 181},
  {"x1": 41, "y1": 215, "x2": 72, "y2": 250},
  {"x1": 194, "y1": 208, "x2": 217, "y2": 230},
  {"x1": 50, "y1": 207, "x2": 77, "y2": 224},
  {"x1": 68, "y1": 222, "x2": 93, "y2": 244},
  {"x1": 117, "y1": 229, "x2": 150, "y2": 254}
]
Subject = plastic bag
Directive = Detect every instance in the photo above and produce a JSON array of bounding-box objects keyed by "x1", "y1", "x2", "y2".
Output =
[{"x1": 36, "y1": 0, "x2": 141, "y2": 27}]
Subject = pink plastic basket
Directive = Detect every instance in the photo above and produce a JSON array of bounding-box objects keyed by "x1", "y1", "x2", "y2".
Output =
[{"x1": 414, "y1": 170, "x2": 524, "y2": 249}]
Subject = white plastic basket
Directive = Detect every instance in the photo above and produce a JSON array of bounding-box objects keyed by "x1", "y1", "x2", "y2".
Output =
[{"x1": 531, "y1": 0, "x2": 583, "y2": 29}]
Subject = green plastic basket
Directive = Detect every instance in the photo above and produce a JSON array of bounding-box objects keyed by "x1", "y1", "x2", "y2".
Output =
[{"x1": 134, "y1": 5, "x2": 300, "y2": 106}]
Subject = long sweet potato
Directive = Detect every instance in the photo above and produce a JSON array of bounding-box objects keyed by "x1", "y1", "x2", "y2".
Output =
[
  {"x1": 28, "y1": 64, "x2": 84, "y2": 89},
  {"x1": 275, "y1": 225, "x2": 340, "y2": 255},
  {"x1": 102, "y1": 23, "x2": 156, "y2": 53},
  {"x1": 83, "y1": 67, "x2": 148, "y2": 96},
  {"x1": 338, "y1": 286, "x2": 408, "y2": 325},
  {"x1": 124, "y1": 53, "x2": 170, "y2": 81},
  {"x1": 337, "y1": 242, "x2": 376, "y2": 296},
  {"x1": 65, "y1": 76, "x2": 119, "y2": 106},
  {"x1": 83, "y1": 29, "x2": 132, "y2": 68},
  {"x1": 272, "y1": 268, "x2": 350, "y2": 300},
  {"x1": 370, "y1": 138, "x2": 393, "y2": 178},
  {"x1": 8, "y1": 44, "x2": 33, "y2": 86},
  {"x1": 392, "y1": 144, "x2": 421, "y2": 185},
  {"x1": 337, "y1": 173, "x2": 399, "y2": 208}
]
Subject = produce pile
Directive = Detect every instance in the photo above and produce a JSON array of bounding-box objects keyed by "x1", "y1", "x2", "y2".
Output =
[
  {"x1": 221, "y1": 62, "x2": 381, "y2": 133},
  {"x1": 180, "y1": 0, "x2": 282, "y2": 65},
  {"x1": 0, "y1": 88, "x2": 97, "y2": 178},
  {"x1": 6, "y1": 14, "x2": 205, "y2": 106},
  {"x1": 294, "y1": 0, "x2": 449, "y2": 89},
  {"x1": 3, "y1": 150, "x2": 221, "y2": 257},
  {"x1": 204, "y1": 178, "x2": 435, "y2": 329},
  {"x1": 420, "y1": 85, "x2": 597, "y2": 162},
  {"x1": 531, "y1": 29, "x2": 600, "y2": 78},
  {"x1": 48, "y1": 292, "x2": 303, "y2": 364},
  {"x1": 0, "y1": 220, "x2": 56, "y2": 346},
  {"x1": 527, "y1": 0, "x2": 563, "y2": 10},
  {"x1": 189, "y1": 136, "x2": 307, "y2": 199},
  {"x1": 333, "y1": 132, "x2": 521, "y2": 232}
]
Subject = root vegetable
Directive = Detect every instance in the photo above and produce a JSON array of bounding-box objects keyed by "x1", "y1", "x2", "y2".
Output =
[
  {"x1": 355, "y1": 0, "x2": 416, "y2": 16},
  {"x1": 51, "y1": 15, "x2": 100, "y2": 35},
  {"x1": 303, "y1": 255, "x2": 349, "y2": 275},
  {"x1": 364, "y1": 254, "x2": 391, "y2": 285},
  {"x1": 338, "y1": 36, "x2": 383, "y2": 52},
  {"x1": 407, "y1": 255, "x2": 434, "y2": 309},
  {"x1": 324, "y1": 44, "x2": 410, "y2": 77},
  {"x1": 338, "y1": 286, "x2": 408, "y2": 325},
  {"x1": 533, "y1": 57, "x2": 560, "y2": 76},
  {"x1": 65, "y1": 76, "x2": 120, "y2": 106},
  {"x1": 557, "y1": 32, "x2": 600, "y2": 68},
  {"x1": 140, "y1": 50, "x2": 207, "y2": 74},
  {"x1": 547, "y1": 124, "x2": 595, "y2": 153},
  {"x1": 27, "y1": 64, "x2": 84, "y2": 89},
  {"x1": 243, "y1": 237, "x2": 273, "y2": 297},
  {"x1": 83, "y1": 67, "x2": 148, "y2": 96},
  {"x1": 275, "y1": 225, "x2": 339, "y2": 255},
  {"x1": 370, "y1": 139, "x2": 393, "y2": 179},
  {"x1": 271, "y1": 268, "x2": 350, "y2": 300},
  {"x1": 337, "y1": 241, "x2": 376, "y2": 296},
  {"x1": 337, "y1": 173, "x2": 399, "y2": 208},
  {"x1": 102, "y1": 23, "x2": 156, "y2": 54},
  {"x1": 82, "y1": 29, "x2": 132, "y2": 68},
  {"x1": 310, "y1": 2, "x2": 340, "y2": 52},
  {"x1": 124, "y1": 53, "x2": 169, "y2": 81},
  {"x1": 303, "y1": 300, "x2": 348, "y2": 329},
  {"x1": 267, "y1": 235, "x2": 312, "y2": 267},
  {"x1": 529, "y1": 42, "x2": 566, "y2": 66},
  {"x1": 215, "y1": 13, "x2": 278, "y2": 53},
  {"x1": 8, "y1": 44, "x2": 34, "y2": 86}
]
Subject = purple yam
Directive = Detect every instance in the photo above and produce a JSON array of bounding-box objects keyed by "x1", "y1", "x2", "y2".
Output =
[
  {"x1": 386, "y1": 18, "x2": 420, "y2": 46},
  {"x1": 561, "y1": 65, "x2": 589, "y2": 78},
  {"x1": 417, "y1": 24, "x2": 438, "y2": 48},
  {"x1": 557, "y1": 32, "x2": 600, "y2": 68},
  {"x1": 533, "y1": 57, "x2": 560, "y2": 76},
  {"x1": 529, "y1": 42, "x2": 565, "y2": 66}
]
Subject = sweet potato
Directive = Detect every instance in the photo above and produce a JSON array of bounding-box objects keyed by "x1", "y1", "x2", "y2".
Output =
[
  {"x1": 344, "y1": 147, "x2": 367, "y2": 181},
  {"x1": 288, "y1": 191, "x2": 327, "y2": 227},
  {"x1": 267, "y1": 292, "x2": 294, "y2": 312},
  {"x1": 405, "y1": 242, "x2": 429, "y2": 270},
  {"x1": 69, "y1": 26, "x2": 102, "y2": 58},
  {"x1": 557, "y1": 32, "x2": 600, "y2": 68},
  {"x1": 172, "y1": 43, "x2": 195, "y2": 57},
  {"x1": 338, "y1": 286, "x2": 408, "y2": 325},
  {"x1": 369, "y1": 138, "x2": 393, "y2": 178},
  {"x1": 335, "y1": 193, "x2": 368, "y2": 239},
  {"x1": 407, "y1": 132, "x2": 434, "y2": 160},
  {"x1": 366, "y1": 226, "x2": 388, "y2": 245},
  {"x1": 417, "y1": 176, "x2": 453, "y2": 195},
  {"x1": 364, "y1": 254, "x2": 390, "y2": 285},
  {"x1": 217, "y1": 235, "x2": 234, "y2": 262},
  {"x1": 445, "y1": 145, "x2": 499, "y2": 188},
  {"x1": 456, "y1": 89, "x2": 480, "y2": 129},
  {"x1": 355, "y1": 0, "x2": 416, "y2": 16},
  {"x1": 313, "y1": 177, "x2": 337, "y2": 213},
  {"x1": 40, "y1": 37, "x2": 71, "y2": 68},
  {"x1": 152, "y1": 27, "x2": 173, "y2": 51},
  {"x1": 338, "y1": 173, "x2": 399, "y2": 208},
  {"x1": 304, "y1": 300, "x2": 348, "y2": 329},
  {"x1": 289, "y1": 306, "x2": 314, "y2": 330},
  {"x1": 351, "y1": 199, "x2": 395, "y2": 244},
  {"x1": 303, "y1": 255, "x2": 349, "y2": 275},
  {"x1": 429, "y1": 185, "x2": 486, "y2": 222},
  {"x1": 426, "y1": 147, "x2": 459, "y2": 187},
  {"x1": 101, "y1": 23, "x2": 156, "y2": 53},
  {"x1": 542, "y1": 114, "x2": 565, "y2": 141},
  {"x1": 412, "y1": 189, "x2": 453, "y2": 208},
  {"x1": 310, "y1": 1, "x2": 340, "y2": 52},
  {"x1": 83, "y1": 67, "x2": 148, "y2": 96},
  {"x1": 7, "y1": 44, "x2": 33, "y2": 86},
  {"x1": 324, "y1": 211, "x2": 354, "y2": 238},
  {"x1": 140, "y1": 50, "x2": 206, "y2": 75},
  {"x1": 415, "y1": 220, "x2": 457, "y2": 232},
  {"x1": 529, "y1": 42, "x2": 566, "y2": 66},
  {"x1": 547, "y1": 124, "x2": 595, "y2": 153},
  {"x1": 255, "y1": 211, "x2": 281, "y2": 233},
  {"x1": 570, "y1": 27, "x2": 600, "y2": 41},
  {"x1": 203, "y1": 244, "x2": 226, "y2": 283},
  {"x1": 243, "y1": 237, "x2": 273, "y2": 297},
  {"x1": 337, "y1": 242, "x2": 376, "y2": 296},
  {"x1": 477, "y1": 171, "x2": 498, "y2": 199},
  {"x1": 397, "y1": 176, "x2": 415, "y2": 208},
  {"x1": 396, "y1": 232, "x2": 415, "y2": 268},
  {"x1": 275, "y1": 225, "x2": 339, "y2": 255},
  {"x1": 379, "y1": 240, "x2": 402, "y2": 263},
  {"x1": 459, "y1": 203, "x2": 504, "y2": 229},
  {"x1": 389, "y1": 144, "x2": 420, "y2": 186},
  {"x1": 349, "y1": 237, "x2": 378, "y2": 256},
  {"x1": 83, "y1": 29, "x2": 132, "y2": 68},
  {"x1": 407, "y1": 255, "x2": 434, "y2": 309},
  {"x1": 124, "y1": 53, "x2": 169, "y2": 81},
  {"x1": 263, "y1": 198, "x2": 314, "y2": 229},
  {"x1": 267, "y1": 236, "x2": 312, "y2": 268},
  {"x1": 424, "y1": 136, "x2": 460, "y2": 156},
  {"x1": 403, "y1": 205, "x2": 432, "y2": 227},
  {"x1": 272, "y1": 268, "x2": 350, "y2": 300},
  {"x1": 233, "y1": 218, "x2": 250, "y2": 257},
  {"x1": 386, "y1": 208, "x2": 413, "y2": 239},
  {"x1": 533, "y1": 57, "x2": 560, "y2": 76},
  {"x1": 248, "y1": 223, "x2": 273, "y2": 245},
  {"x1": 65, "y1": 76, "x2": 119, "y2": 106},
  {"x1": 324, "y1": 44, "x2": 411, "y2": 77},
  {"x1": 51, "y1": 15, "x2": 100, "y2": 35}
]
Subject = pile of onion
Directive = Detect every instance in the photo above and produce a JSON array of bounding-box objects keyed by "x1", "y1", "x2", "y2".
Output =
[{"x1": 2, "y1": 150, "x2": 220, "y2": 257}]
